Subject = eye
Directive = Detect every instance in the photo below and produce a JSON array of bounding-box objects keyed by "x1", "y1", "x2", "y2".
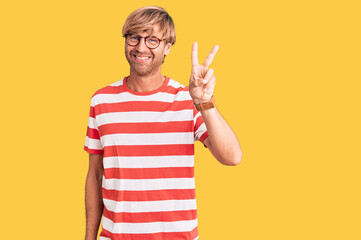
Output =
[{"x1": 148, "y1": 37, "x2": 158, "y2": 43}]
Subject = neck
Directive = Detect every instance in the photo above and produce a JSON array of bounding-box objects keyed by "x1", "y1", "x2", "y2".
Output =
[{"x1": 127, "y1": 70, "x2": 165, "y2": 92}]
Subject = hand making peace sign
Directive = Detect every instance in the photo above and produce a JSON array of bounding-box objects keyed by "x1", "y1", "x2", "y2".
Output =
[{"x1": 189, "y1": 42, "x2": 219, "y2": 105}]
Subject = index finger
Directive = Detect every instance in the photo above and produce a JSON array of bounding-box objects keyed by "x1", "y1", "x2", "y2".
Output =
[
  {"x1": 202, "y1": 45, "x2": 219, "y2": 68},
  {"x1": 191, "y1": 42, "x2": 199, "y2": 67}
]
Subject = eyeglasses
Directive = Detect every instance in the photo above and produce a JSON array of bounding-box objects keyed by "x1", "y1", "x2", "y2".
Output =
[{"x1": 125, "y1": 34, "x2": 165, "y2": 49}]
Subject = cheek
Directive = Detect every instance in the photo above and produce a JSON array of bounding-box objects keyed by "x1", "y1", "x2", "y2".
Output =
[
  {"x1": 154, "y1": 48, "x2": 165, "y2": 57},
  {"x1": 125, "y1": 45, "x2": 133, "y2": 54},
  {"x1": 125, "y1": 47, "x2": 129, "y2": 57}
]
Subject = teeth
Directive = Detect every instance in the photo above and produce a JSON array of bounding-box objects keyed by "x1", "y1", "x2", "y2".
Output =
[{"x1": 136, "y1": 56, "x2": 150, "y2": 60}]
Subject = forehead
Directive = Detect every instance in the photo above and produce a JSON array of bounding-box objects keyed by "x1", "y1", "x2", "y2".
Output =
[{"x1": 131, "y1": 24, "x2": 164, "y2": 37}]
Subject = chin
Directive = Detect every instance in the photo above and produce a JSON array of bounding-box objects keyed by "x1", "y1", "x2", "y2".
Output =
[{"x1": 131, "y1": 67, "x2": 153, "y2": 77}]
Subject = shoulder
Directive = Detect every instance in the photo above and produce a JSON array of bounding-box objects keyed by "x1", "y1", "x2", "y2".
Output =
[
  {"x1": 92, "y1": 78, "x2": 124, "y2": 97},
  {"x1": 90, "y1": 78, "x2": 125, "y2": 103},
  {"x1": 167, "y1": 78, "x2": 185, "y2": 89},
  {"x1": 167, "y1": 78, "x2": 190, "y2": 96}
]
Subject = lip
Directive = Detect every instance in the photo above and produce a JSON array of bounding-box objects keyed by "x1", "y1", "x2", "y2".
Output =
[{"x1": 132, "y1": 54, "x2": 151, "y2": 63}]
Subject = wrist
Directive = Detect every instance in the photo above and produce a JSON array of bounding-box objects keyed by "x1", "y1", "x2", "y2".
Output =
[
  {"x1": 194, "y1": 96, "x2": 215, "y2": 112},
  {"x1": 85, "y1": 235, "x2": 97, "y2": 240},
  {"x1": 193, "y1": 95, "x2": 213, "y2": 105}
]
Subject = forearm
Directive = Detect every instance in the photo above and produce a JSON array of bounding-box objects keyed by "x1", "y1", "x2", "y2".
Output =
[
  {"x1": 85, "y1": 172, "x2": 104, "y2": 240},
  {"x1": 201, "y1": 107, "x2": 242, "y2": 165},
  {"x1": 188, "y1": 42, "x2": 241, "y2": 165}
]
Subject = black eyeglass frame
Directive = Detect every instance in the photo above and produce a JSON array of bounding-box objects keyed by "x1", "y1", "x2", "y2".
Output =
[{"x1": 124, "y1": 34, "x2": 166, "y2": 49}]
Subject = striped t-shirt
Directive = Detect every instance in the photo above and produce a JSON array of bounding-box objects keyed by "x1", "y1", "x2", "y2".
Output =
[{"x1": 84, "y1": 76, "x2": 208, "y2": 240}]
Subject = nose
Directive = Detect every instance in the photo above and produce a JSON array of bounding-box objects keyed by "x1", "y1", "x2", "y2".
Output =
[{"x1": 135, "y1": 37, "x2": 148, "y2": 52}]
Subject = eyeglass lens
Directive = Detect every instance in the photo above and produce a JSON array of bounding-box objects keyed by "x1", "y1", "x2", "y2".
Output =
[{"x1": 126, "y1": 36, "x2": 160, "y2": 49}]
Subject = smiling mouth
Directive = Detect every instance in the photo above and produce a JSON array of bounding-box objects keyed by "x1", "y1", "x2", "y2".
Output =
[
  {"x1": 133, "y1": 54, "x2": 151, "y2": 60},
  {"x1": 135, "y1": 56, "x2": 150, "y2": 60}
]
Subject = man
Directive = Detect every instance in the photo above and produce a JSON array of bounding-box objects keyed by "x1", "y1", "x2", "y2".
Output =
[{"x1": 84, "y1": 6, "x2": 242, "y2": 240}]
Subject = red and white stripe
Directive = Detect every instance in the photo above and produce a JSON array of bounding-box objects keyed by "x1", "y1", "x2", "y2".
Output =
[{"x1": 85, "y1": 77, "x2": 207, "y2": 240}]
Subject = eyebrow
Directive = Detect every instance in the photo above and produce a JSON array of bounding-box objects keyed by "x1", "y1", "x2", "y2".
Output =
[{"x1": 129, "y1": 34, "x2": 162, "y2": 39}]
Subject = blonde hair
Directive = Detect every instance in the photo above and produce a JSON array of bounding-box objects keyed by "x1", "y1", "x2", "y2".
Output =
[{"x1": 122, "y1": 6, "x2": 176, "y2": 45}]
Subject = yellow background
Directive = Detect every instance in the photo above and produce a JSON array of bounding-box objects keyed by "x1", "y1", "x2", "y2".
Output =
[{"x1": 1, "y1": 0, "x2": 360, "y2": 239}]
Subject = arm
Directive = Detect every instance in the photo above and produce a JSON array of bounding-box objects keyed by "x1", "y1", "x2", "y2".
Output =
[
  {"x1": 189, "y1": 42, "x2": 242, "y2": 166},
  {"x1": 202, "y1": 107, "x2": 242, "y2": 166},
  {"x1": 85, "y1": 153, "x2": 104, "y2": 240}
]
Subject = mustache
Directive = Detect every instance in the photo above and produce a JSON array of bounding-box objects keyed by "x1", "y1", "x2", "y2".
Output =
[{"x1": 130, "y1": 51, "x2": 153, "y2": 57}]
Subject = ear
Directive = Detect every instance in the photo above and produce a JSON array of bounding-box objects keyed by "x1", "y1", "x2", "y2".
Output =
[{"x1": 163, "y1": 42, "x2": 172, "y2": 56}]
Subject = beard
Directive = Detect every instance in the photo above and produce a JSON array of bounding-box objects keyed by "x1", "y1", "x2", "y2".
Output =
[{"x1": 125, "y1": 50, "x2": 164, "y2": 77}]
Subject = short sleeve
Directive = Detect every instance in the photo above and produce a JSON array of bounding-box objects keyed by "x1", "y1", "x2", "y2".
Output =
[
  {"x1": 84, "y1": 97, "x2": 104, "y2": 154},
  {"x1": 193, "y1": 105, "x2": 208, "y2": 146}
]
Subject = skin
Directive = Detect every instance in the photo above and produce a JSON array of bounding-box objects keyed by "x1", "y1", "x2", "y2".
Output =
[
  {"x1": 85, "y1": 153, "x2": 103, "y2": 240},
  {"x1": 124, "y1": 24, "x2": 172, "y2": 92},
  {"x1": 85, "y1": 24, "x2": 242, "y2": 240},
  {"x1": 189, "y1": 42, "x2": 242, "y2": 165}
]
